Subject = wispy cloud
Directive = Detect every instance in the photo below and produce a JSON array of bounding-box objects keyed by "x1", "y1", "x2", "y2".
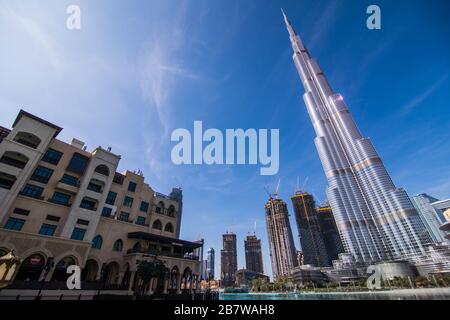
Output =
[
  {"x1": 399, "y1": 73, "x2": 448, "y2": 116},
  {"x1": 308, "y1": 1, "x2": 341, "y2": 50}
]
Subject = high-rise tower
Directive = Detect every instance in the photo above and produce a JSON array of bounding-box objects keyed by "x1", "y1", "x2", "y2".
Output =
[
  {"x1": 207, "y1": 247, "x2": 215, "y2": 280},
  {"x1": 265, "y1": 197, "x2": 298, "y2": 278},
  {"x1": 282, "y1": 10, "x2": 432, "y2": 264},
  {"x1": 244, "y1": 234, "x2": 264, "y2": 274},
  {"x1": 221, "y1": 232, "x2": 237, "y2": 287}
]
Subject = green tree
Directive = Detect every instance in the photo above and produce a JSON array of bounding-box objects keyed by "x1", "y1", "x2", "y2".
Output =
[{"x1": 135, "y1": 259, "x2": 168, "y2": 297}]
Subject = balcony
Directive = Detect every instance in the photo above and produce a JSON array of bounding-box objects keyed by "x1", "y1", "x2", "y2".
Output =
[
  {"x1": 126, "y1": 247, "x2": 199, "y2": 261},
  {"x1": 56, "y1": 181, "x2": 79, "y2": 194}
]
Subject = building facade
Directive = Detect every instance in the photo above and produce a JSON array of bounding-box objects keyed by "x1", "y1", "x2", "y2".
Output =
[
  {"x1": 206, "y1": 247, "x2": 215, "y2": 280},
  {"x1": 291, "y1": 191, "x2": 329, "y2": 267},
  {"x1": 220, "y1": 232, "x2": 237, "y2": 287},
  {"x1": 412, "y1": 194, "x2": 448, "y2": 244},
  {"x1": 316, "y1": 205, "x2": 344, "y2": 265},
  {"x1": 283, "y1": 11, "x2": 432, "y2": 264},
  {"x1": 0, "y1": 110, "x2": 202, "y2": 294},
  {"x1": 244, "y1": 234, "x2": 264, "y2": 274},
  {"x1": 265, "y1": 197, "x2": 298, "y2": 279}
]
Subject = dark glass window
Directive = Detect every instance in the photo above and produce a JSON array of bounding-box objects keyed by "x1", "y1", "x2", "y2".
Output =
[
  {"x1": 87, "y1": 181, "x2": 102, "y2": 193},
  {"x1": 20, "y1": 184, "x2": 44, "y2": 199},
  {"x1": 46, "y1": 215, "x2": 61, "y2": 222},
  {"x1": 77, "y1": 219, "x2": 89, "y2": 226},
  {"x1": 71, "y1": 227, "x2": 86, "y2": 240},
  {"x1": 80, "y1": 198, "x2": 97, "y2": 211},
  {"x1": 113, "y1": 239, "x2": 123, "y2": 252},
  {"x1": 39, "y1": 224, "x2": 56, "y2": 236},
  {"x1": 92, "y1": 235, "x2": 103, "y2": 249},
  {"x1": 0, "y1": 152, "x2": 27, "y2": 169},
  {"x1": 105, "y1": 191, "x2": 117, "y2": 205},
  {"x1": 13, "y1": 208, "x2": 30, "y2": 216},
  {"x1": 140, "y1": 201, "x2": 149, "y2": 212},
  {"x1": 49, "y1": 191, "x2": 71, "y2": 206},
  {"x1": 118, "y1": 212, "x2": 130, "y2": 222},
  {"x1": 128, "y1": 181, "x2": 137, "y2": 192},
  {"x1": 136, "y1": 216, "x2": 146, "y2": 226},
  {"x1": 0, "y1": 173, "x2": 16, "y2": 190},
  {"x1": 4, "y1": 217, "x2": 25, "y2": 231},
  {"x1": 101, "y1": 207, "x2": 112, "y2": 217},
  {"x1": 30, "y1": 166, "x2": 54, "y2": 184},
  {"x1": 123, "y1": 196, "x2": 133, "y2": 208},
  {"x1": 113, "y1": 173, "x2": 124, "y2": 185},
  {"x1": 66, "y1": 153, "x2": 89, "y2": 174},
  {"x1": 60, "y1": 174, "x2": 79, "y2": 186},
  {"x1": 42, "y1": 148, "x2": 63, "y2": 165}
]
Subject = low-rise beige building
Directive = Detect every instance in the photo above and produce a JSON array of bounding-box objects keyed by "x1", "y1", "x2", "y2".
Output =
[{"x1": 0, "y1": 110, "x2": 202, "y2": 294}]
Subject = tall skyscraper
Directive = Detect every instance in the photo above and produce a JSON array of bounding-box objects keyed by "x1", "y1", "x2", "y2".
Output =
[
  {"x1": 244, "y1": 234, "x2": 264, "y2": 274},
  {"x1": 169, "y1": 187, "x2": 183, "y2": 238},
  {"x1": 291, "y1": 191, "x2": 329, "y2": 267},
  {"x1": 265, "y1": 197, "x2": 298, "y2": 278},
  {"x1": 207, "y1": 247, "x2": 215, "y2": 280},
  {"x1": 282, "y1": 11, "x2": 432, "y2": 264},
  {"x1": 316, "y1": 205, "x2": 344, "y2": 265},
  {"x1": 412, "y1": 194, "x2": 448, "y2": 244},
  {"x1": 221, "y1": 232, "x2": 237, "y2": 287}
]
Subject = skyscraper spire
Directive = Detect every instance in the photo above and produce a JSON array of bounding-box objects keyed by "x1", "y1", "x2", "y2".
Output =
[{"x1": 283, "y1": 13, "x2": 433, "y2": 264}]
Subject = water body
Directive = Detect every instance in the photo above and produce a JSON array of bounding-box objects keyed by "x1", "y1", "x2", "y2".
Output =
[{"x1": 220, "y1": 288, "x2": 450, "y2": 300}]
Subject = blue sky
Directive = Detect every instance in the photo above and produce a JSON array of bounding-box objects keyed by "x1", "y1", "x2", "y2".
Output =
[{"x1": 1, "y1": 0, "x2": 450, "y2": 278}]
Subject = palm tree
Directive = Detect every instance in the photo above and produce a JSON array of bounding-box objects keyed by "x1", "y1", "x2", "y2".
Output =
[{"x1": 135, "y1": 259, "x2": 168, "y2": 297}]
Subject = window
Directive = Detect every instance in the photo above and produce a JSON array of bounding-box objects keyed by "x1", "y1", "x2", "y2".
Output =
[
  {"x1": 164, "y1": 223, "x2": 174, "y2": 233},
  {"x1": 0, "y1": 151, "x2": 28, "y2": 169},
  {"x1": 14, "y1": 132, "x2": 41, "y2": 149},
  {"x1": 152, "y1": 220, "x2": 162, "y2": 230},
  {"x1": 39, "y1": 224, "x2": 56, "y2": 236},
  {"x1": 167, "y1": 205, "x2": 176, "y2": 217},
  {"x1": 20, "y1": 184, "x2": 44, "y2": 199},
  {"x1": 87, "y1": 181, "x2": 102, "y2": 193},
  {"x1": 80, "y1": 197, "x2": 97, "y2": 211},
  {"x1": 136, "y1": 216, "x2": 146, "y2": 225},
  {"x1": 92, "y1": 235, "x2": 103, "y2": 249},
  {"x1": 30, "y1": 166, "x2": 54, "y2": 184},
  {"x1": 13, "y1": 208, "x2": 30, "y2": 216},
  {"x1": 128, "y1": 181, "x2": 137, "y2": 192},
  {"x1": 4, "y1": 217, "x2": 25, "y2": 231},
  {"x1": 49, "y1": 191, "x2": 71, "y2": 206},
  {"x1": 94, "y1": 165, "x2": 109, "y2": 176},
  {"x1": 42, "y1": 148, "x2": 63, "y2": 165},
  {"x1": 46, "y1": 215, "x2": 61, "y2": 222},
  {"x1": 105, "y1": 191, "x2": 117, "y2": 205},
  {"x1": 66, "y1": 153, "x2": 89, "y2": 174},
  {"x1": 123, "y1": 196, "x2": 134, "y2": 208},
  {"x1": 113, "y1": 239, "x2": 123, "y2": 252},
  {"x1": 140, "y1": 201, "x2": 149, "y2": 212},
  {"x1": 0, "y1": 172, "x2": 16, "y2": 190},
  {"x1": 118, "y1": 212, "x2": 130, "y2": 222},
  {"x1": 71, "y1": 227, "x2": 86, "y2": 241},
  {"x1": 101, "y1": 207, "x2": 113, "y2": 217},
  {"x1": 113, "y1": 172, "x2": 124, "y2": 185},
  {"x1": 60, "y1": 174, "x2": 79, "y2": 186},
  {"x1": 76, "y1": 219, "x2": 89, "y2": 226}
]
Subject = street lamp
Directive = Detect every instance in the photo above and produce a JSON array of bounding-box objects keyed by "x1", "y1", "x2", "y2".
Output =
[{"x1": 0, "y1": 250, "x2": 21, "y2": 289}]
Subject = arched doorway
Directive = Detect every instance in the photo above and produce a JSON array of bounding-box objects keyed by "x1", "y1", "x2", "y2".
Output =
[
  {"x1": 169, "y1": 266, "x2": 180, "y2": 293},
  {"x1": 181, "y1": 267, "x2": 192, "y2": 292},
  {"x1": 51, "y1": 256, "x2": 76, "y2": 282},
  {"x1": 81, "y1": 259, "x2": 99, "y2": 282},
  {"x1": 103, "y1": 262, "x2": 120, "y2": 287},
  {"x1": 121, "y1": 264, "x2": 131, "y2": 289},
  {"x1": 15, "y1": 253, "x2": 46, "y2": 281}
]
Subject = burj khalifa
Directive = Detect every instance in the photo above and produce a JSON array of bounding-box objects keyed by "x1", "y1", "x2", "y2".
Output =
[{"x1": 282, "y1": 10, "x2": 432, "y2": 264}]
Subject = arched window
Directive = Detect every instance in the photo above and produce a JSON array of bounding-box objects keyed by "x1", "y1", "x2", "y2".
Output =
[
  {"x1": 167, "y1": 205, "x2": 176, "y2": 217},
  {"x1": 164, "y1": 223, "x2": 174, "y2": 233},
  {"x1": 152, "y1": 220, "x2": 162, "y2": 230},
  {"x1": 92, "y1": 235, "x2": 103, "y2": 249},
  {"x1": 156, "y1": 201, "x2": 165, "y2": 214},
  {"x1": 0, "y1": 172, "x2": 16, "y2": 190},
  {"x1": 13, "y1": 132, "x2": 41, "y2": 149},
  {"x1": 94, "y1": 164, "x2": 110, "y2": 176},
  {"x1": 0, "y1": 151, "x2": 29, "y2": 169},
  {"x1": 113, "y1": 239, "x2": 123, "y2": 252}
]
